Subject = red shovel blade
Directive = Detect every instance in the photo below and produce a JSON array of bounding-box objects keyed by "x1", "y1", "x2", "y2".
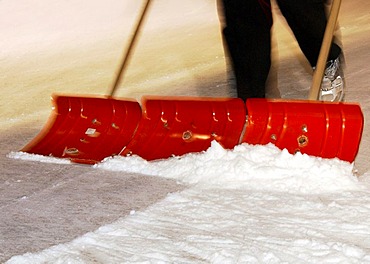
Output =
[
  {"x1": 120, "y1": 96, "x2": 246, "y2": 160},
  {"x1": 21, "y1": 95, "x2": 363, "y2": 164},
  {"x1": 21, "y1": 95, "x2": 142, "y2": 164},
  {"x1": 242, "y1": 98, "x2": 364, "y2": 163}
]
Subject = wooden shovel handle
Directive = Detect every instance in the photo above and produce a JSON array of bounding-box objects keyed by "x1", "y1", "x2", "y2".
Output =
[
  {"x1": 308, "y1": 0, "x2": 342, "y2": 100},
  {"x1": 109, "y1": 0, "x2": 152, "y2": 97}
]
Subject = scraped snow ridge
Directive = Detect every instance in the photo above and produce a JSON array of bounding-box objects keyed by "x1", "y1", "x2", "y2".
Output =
[
  {"x1": 96, "y1": 141, "x2": 360, "y2": 194},
  {"x1": 7, "y1": 151, "x2": 71, "y2": 164},
  {"x1": 9, "y1": 142, "x2": 360, "y2": 194}
]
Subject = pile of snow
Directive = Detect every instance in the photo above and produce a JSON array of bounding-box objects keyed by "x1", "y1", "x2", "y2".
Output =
[
  {"x1": 9, "y1": 141, "x2": 361, "y2": 194},
  {"x1": 97, "y1": 141, "x2": 361, "y2": 194}
]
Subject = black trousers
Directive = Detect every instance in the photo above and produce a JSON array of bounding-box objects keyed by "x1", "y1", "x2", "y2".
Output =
[{"x1": 220, "y1": 0, "x2": 342, "y2": 101}]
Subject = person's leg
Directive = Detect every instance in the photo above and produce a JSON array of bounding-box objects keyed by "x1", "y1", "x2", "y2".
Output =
[
  {"x1": 276, "y1": 0, "x2": 341, "y2": 67},
  {"x1": 276, "y1": 0, "x2": 344, "y2": 101},
  {"x1": 220, "y1": 0, "x2": 273, "y2": 100}
]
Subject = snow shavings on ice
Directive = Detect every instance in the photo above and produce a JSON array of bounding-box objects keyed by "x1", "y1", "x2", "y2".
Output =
[
  {"x1": 7, "y1": 185, "x2": 370, "y2": 263},
  {"x1": 7, "y1": 142, "x2": 370, "y2": 263},
  {"x1": 7, "y1": 151, "x2": 71, "y2": 164}
]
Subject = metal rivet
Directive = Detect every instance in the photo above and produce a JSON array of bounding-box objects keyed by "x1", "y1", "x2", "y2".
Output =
[
  {"x1": 271, "y1": 134, "x2": 277, "y2": 141},
  {"x1": 85, "y1": 128, "x2": 96, "y2": 135},
  {"x1": 297, "y1": 135, "x2": 309, "y2": 147},
  {"x1": 302, "y1": 124, "x2": 308, "y2": 133},
  {"x1": 64, "y1": 148, "x2": 79, "y2": 155},
  {"x1": 91, "y1": 118, "x2": 102, "y2": 125},
  {"x1": 182, "y1": 130, "x2": 192, "y2": 141}
]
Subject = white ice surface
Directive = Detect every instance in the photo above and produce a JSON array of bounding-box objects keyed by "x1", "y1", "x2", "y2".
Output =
[{"x1": 7, "y1": 142, "x2": 370, "y2": 263}]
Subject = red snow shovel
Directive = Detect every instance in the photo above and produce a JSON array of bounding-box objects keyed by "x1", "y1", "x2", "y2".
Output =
[{"x1": 21, "y1": 0, "x2": 153, "y2": 164}]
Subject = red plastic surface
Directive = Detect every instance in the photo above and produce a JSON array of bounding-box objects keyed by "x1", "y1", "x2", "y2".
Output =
[
  {"x1": 22, "y1": 95, "x2": 363, "y2": 164},
  {"x1": 22, "y1": 95, "x2": 142, "y2": 164},
  {"x1": 120, "y1": 96, "x2": 246, "y2": 160},
  {"x1": 241, "y1": 98, "x2": 364, "y2": 162}
]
